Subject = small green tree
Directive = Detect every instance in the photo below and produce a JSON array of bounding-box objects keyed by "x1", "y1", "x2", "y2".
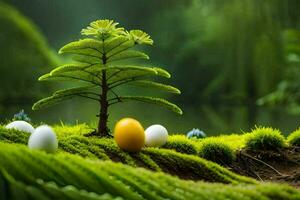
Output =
[{"x1": 33, "y1": 19, "x2": 182, "y2": 137}]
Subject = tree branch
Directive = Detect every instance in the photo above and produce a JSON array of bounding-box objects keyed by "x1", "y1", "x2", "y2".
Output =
[
  {"x1": 109, "y1": 78, "x2": 137, "y2": 89},
  {"x1": 105, "y1": 39, "x2": 129, "y2": 54},
  {"x1": 66, "y1": 52, "x2": 101, "y2": 59},
  {"x1": 109, "y1": 89, "x2": 119, "y2": 99},
  {"x1": 55, "y1": 75, "x2": 101, "y2": 86},
  {"x1": 77, "y1": 94, "x2": 100, "y2": 101},
  {"x1": 107, "y1": 69, "x2": 123, "y2": 80},
  {"x1": 108, "y1": 100, "x2": 122, "y2": 106},
  {"x1": 67, "y1": 46, "x2": 103, "y2": 55},
  {"x1": 82, "y1": 68, "x2": 102, "y2": 81}
]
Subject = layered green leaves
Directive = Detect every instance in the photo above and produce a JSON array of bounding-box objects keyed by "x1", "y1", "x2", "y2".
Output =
[
  {"x1": 33, "y1": 85, "x2": 98, "y2": 110},
  {"x1": 40, "y1": 64, "x2": 170, "y2": 86},
  {"x1": 106, "y1": 50, "x2": 149, "y2": 63},
  {"x1": 110, "y1": 96, "x2": 183, "y2": 115},
  {"x1": 129, "y1": 80, "x2": 181, "y2": 94},
  {"x1": 59, "y1": 38, "x2": 104, "y2": 56},
  {"x1": 32, "y1": 95, "x2": 73, "y2": 110},
  {"x1": 34, "y1": 19, "x2": 182, "y2": 116}
]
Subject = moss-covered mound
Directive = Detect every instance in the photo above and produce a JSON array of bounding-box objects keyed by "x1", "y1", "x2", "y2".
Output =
[
  {"x1": 0, "y1": 143, "x2": 299, "y2": 200},
  {"x1": 2, "y1": 124, "x2": 299, "y2": 181},
  {"x1": 198, "y1": 139, "x2": 236, "y2": 165},
  {"x1": 0, "y1": 2, "x2": 57, "y2": 103},
  {"x1": 288, "y1": 128, "x2": 300, "y2": 147},
  {"x1": 245, "y1": 127, "x2": 286, "y2": 151},
  {"x1": 0, "y1": 125, "x2": 252, "y2": 184}
]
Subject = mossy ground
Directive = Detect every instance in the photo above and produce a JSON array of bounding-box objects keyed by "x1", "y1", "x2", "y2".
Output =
[{"x1": 0, "y1": 123, "x2": 300, "y2": 199}]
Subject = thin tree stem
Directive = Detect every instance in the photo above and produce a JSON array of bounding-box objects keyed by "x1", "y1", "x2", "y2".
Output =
[{"x1": 98, "y1": 53, "x2": 110, "y2": 137}]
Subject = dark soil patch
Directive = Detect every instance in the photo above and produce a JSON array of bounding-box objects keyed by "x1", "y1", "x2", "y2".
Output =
[{"x1": 230, "y1": 147, "x2": 300, "y2": 189}]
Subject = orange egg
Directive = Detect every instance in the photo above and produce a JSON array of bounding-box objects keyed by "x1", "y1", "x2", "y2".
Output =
[{"x1": 114, "y1": 118, "x2": 145, "y2": 152}]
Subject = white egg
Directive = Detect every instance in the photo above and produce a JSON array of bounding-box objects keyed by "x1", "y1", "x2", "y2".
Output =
[
  {"x1": 145, "y1": 124, "x2": 168, "y2": 147},
  {"x1": 6, "y1": 121, "x2": 35, "y2": 134},
  {"x1": 28, "y1": 125, "x2": 58, "y2": 153}
]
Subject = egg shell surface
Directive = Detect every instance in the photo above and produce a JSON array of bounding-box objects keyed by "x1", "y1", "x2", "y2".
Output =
[
  {"x1": 114, "y1": 118, "x2": 145, "y2": 152},
  {"x1": 145, "y1": 124, "x2": 168, "y2": 147},
  {"x1": 28, "y1": 125, "x2": 58, "y2": 153},
  {"x1": 6, "y1": 120, "x2": 35, "y2": 134}
]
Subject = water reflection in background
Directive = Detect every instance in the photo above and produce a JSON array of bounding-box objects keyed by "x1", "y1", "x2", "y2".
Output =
[{"x1": 1, "y1": 100, "x2": 299, "y2": 136}]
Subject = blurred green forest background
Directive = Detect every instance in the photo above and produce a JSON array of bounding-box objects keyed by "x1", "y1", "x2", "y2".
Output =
[{"x1": 1, "y1": 0, "x2": 300, "y2": 135}]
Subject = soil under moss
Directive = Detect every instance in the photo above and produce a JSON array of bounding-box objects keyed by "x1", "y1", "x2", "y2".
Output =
[{"x1": 230, "y1": 147, "x2": 300, "y2": 189}]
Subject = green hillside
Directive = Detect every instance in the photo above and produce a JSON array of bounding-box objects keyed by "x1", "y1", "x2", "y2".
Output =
[
  {"x1": 0, "y1": 124, "x2": 300, "y2": 199},
  {"x1": 0, "y1": 143, "x2": 299, "y2": 200}
]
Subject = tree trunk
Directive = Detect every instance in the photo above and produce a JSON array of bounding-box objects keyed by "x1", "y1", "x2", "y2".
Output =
[
  {"x1": 98, "y1": 70, "x2": 109, "y2": 137},
  {"x1": 98, "y1": 54, "x2": 109, "y2": 137}
]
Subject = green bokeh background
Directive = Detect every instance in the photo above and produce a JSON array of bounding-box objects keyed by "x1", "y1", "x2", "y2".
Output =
[{"x1": 1, "y1": 0, "x2": 300, "y2": 135}]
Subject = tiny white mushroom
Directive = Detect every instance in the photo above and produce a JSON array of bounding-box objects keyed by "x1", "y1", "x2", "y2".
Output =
[
  {"x1": 28, "y1": 125, "x2": 58, "y2": 153},
  {"x1": 6, "y1": 121, "x2": 35, "y2": 134},
  {"x1": 145, "y1": 124, "x2": 168, "y2": 147}
]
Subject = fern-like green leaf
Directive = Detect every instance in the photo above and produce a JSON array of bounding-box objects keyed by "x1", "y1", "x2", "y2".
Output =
[
  {"x1": 103, "y1": 36, "x2": 129, "y2": 52},
  {"x1": 129, "y1": 80, "x2": 181, "y2": 94},
  {"x1": 72, "y1": 55, "x2": 102, "y2": 64},
  {"x1": 60, "y1": 48, "x2": 102, "y2": 59},
  {"x1": 42, "y1": 65, "x2": 168, "y2": 86},
  {"x1": 53, "y1": 65, "x2": 156, "y2": 76},
  {"x1": 107, "y1": 50, "x2": 149, "y2": 63},
  {"x1": 59, "y1": 39, "x2": 104, "y2": 58},
  {"x1": 32, "y1": 95, "x2": 73, "y2": 110},
  {"x1": 113, "y1": 96, "x2": 182, "y2": 114},
  {"x1": 152, "y1": 67, "x2": 171, "y2": 78},
  {"x1": 50, "y1": 63, "x2": 102, "y2": 75},
  {"x1": 33, "y1": 85, "x2": 100, "y2": 110},
  {"x1": 39, "y1": 71, "x2": 101, "y2": 86},
  {"x1": 106, "y1": 40, "x2": 135, "y2": 58},
  {"x1": 54, "y1": 85, "x2": 97, "y2": 96},
  {"x1": 108, "y1": 66, "x2": 171, "y2": 85},
  {"x1": 38, "y1": 73, "x2": 52, "y2": 81},
  {"x1": 38, "y1": 73, "x2": 91, "y2": 83}
]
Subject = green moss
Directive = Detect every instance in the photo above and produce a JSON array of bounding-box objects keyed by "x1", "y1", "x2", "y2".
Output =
[
  {"x1": 0, "y1": 125, "x2": 255, "y2": 184},
  {"x1": 0, "y1": 143, "x2": 299, "y2": 200},
  {"x1": 287, "y1": 128, "x2": 300, "y2": 147},
  {"x1": 198, "y1": 139, "x2": 236, "y2": 165},
  {"x1": 245, "y1": 127, "x2": 286, "y2": 151},
  {"x1": 59, "y1": 136, "x2": 109, "y2": 160},
  {"x1": 0, "y1": 2, "x2": 58, "y2": 102},
  {"x1": 0, "y1": 126, "x2": 30, "y2": 144},
  {"x1": 163, "y1": 135, "x2": 198, "y2": 154},
  {"x1": 91, "y1": 137, "x2": 137, "y2": 166},
  {"x1": 129, "y1": 153, "x2": 161, "y2": 171},
  {"x1": 0, "y1": 170, "x2": 118, "y2": 200},
  {"x1": 198, "y1": 134, "x2": 248, "y2": 151},
  {"x1": 143, "y1": 148, "x2": 252, "y2": 184},
  {"x1": 53, "y1": 123, "x2": 93, "y2": 138}
]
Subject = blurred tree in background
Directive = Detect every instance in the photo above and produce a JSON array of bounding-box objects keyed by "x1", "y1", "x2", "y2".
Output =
[
  {"x1": 0, "y1": 1, "x2": 57, "y2": 106},
  {"x1": 151, "y1": 0, "x2": 300, "y2": 105},
  {"x1": 258, "y1": 29, "x2": 300, "y2": 113}
]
